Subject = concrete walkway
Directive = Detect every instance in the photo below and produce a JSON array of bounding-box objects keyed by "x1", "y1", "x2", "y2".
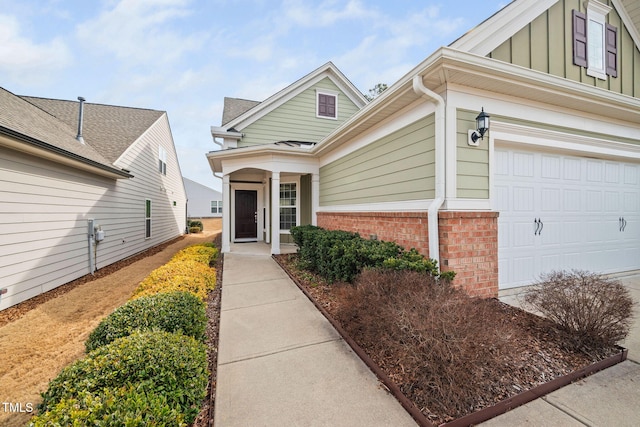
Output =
[
  {"x1": 482, "y1": 274, "x2": 640, "y2": 427},
  {"x1": 215, "y1": 244, "x2": 640, "y2": 426},
  {"x1": 214, "y1": 244, "x2": 417, "y2": 426}
]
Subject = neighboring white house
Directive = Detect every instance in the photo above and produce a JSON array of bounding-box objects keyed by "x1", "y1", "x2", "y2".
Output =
[
  {"x1": 0, "y1": 88, "x2": 187, "y2": 310},
  {"x1": 184, "y1": 177, "x2": 223, "y2": 218}
]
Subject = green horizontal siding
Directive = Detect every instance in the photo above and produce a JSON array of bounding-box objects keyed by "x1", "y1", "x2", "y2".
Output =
[
  {"x1": 489, "y1": 0, "x2": 640, "y2": 98},
  {"x1": 457, "y1": 110, "x2": 489, "y2": 199},
  {"x1": 320, "y1": 115, "x2": 435, "y2": 206},
  {"x1": 239, "y1": 77, "x2": 361, "y2": 147}
]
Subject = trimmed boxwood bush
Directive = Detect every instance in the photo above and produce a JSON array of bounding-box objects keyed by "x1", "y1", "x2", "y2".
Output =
[
  {"x1": 85, "y1": 291, "x2": 206, "y2": 352},
  {"x1": 29, "y1": 386, "x2": 187, "y2": 427},
  {"x1": 171, "y1": 244, "x2": 218, "y2": 266},
  {"x1": 38, "y1": 331, "x2": 208, "y2": 424},
  {"x1": 188, "y1": 220, "x2": 204, "y2": 231},
  {"x1": 132, "y1": 259, "x2": 216, "y2": 301},
  {"x1": 290, "y1": 225, "x2": 453, "y2": 282}
]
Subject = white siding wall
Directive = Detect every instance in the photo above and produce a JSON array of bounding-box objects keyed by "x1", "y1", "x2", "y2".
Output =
[
  {"x1": 0, "y1": 115, "x2": 187, "y2": 310},
  {"x1": 185, "y1": 179, "x2": 222, "y2": 218}
]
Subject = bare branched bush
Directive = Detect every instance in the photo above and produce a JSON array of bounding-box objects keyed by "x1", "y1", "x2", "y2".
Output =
[
  {"x1": 334, "y1": 269, "x2": 516, "y2": 421},
  {"x1": 523, "y1": 270, "x2": 635, "y2": 352}
]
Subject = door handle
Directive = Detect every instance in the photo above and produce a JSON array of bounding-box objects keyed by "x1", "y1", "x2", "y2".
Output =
[
  {"x1": 622, "y1": 217, "x2": 627, "y2": 232},
  {"x1": 534, "y1": 218, "x2": 544, "y2": 236},
  {"x1": 254, "y1": 212, "x2": 258, "y2": 223}
]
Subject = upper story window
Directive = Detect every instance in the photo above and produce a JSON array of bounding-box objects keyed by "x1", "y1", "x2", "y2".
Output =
[
  {"x1": 317, "y1": 90, "x2": 337, "y2": 119},
  {"x1": 573, "y1": 1, "x2": 617, "y2": 80},
  {"x1": 158, "y1": 146, "x2": 167, "y2": 175}
]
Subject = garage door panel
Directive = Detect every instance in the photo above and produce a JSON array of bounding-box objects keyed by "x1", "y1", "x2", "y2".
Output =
[{"x1": 496, "y1": 148, "x2": 640, "y2": 290}]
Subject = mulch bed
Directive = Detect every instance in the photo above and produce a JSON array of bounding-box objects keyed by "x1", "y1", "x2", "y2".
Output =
[{"x1": 274, "y1": 253, "x2": 620, "y2": 425}]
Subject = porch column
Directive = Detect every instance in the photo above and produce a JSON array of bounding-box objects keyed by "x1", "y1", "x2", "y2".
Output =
[
  {"x1": 265, "y1": 179, "x2": 270, "y2": 244},
  {"x1": 271, "y1": 172, "x2": 280, "y2": 255},
  {"x1": 311, "y1": 173, "x2": 320, "y2": 226},
  {"x1": 222, "y1": 174, "x2": 231, "y2": 253}
]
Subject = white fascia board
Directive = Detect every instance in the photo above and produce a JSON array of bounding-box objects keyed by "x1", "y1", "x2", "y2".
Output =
[
  {"x1": 209, "y1": 146, "x2": 319, "y2": 175},
  {"x1": 450, "y1": 0, "x2": 559, "y2": 56},
  {"x1": 210, "y1": 126, "x2": 242, "y2": 140},
  {"x1": 611, "y1": 0, "x2": 640, "y2": 49}
]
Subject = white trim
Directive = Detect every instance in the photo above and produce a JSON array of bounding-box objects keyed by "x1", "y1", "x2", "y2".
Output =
[
  {"x1": 316, "y1": 89, "x2": 338, "y2": 120},
  {"x1": 278, "y1": 176, "x2": 301, "y2": 232},
  {"x1": 585, "y1": 0, "x2": 611, "y2": 80},
  {"x1": 230, "y1": 183, "x2": 264, "y2": 243},
  {"x1": 491, "y1": 121, "x2": 640, "y2": 162},
  {"x1": 443, "y1": 198, "x2": 492, "y2": 211},
  {"x1": 611, "y1": 0, "x2": 640, "y2": 50},
  {"x1": 449, "y1": 0, "x2": 559, "y2": 56},
  {"x1": 318, "y1": 199, "x2": 432, "y2": 212}
]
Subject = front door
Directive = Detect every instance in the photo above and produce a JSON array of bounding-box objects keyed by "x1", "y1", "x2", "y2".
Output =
[{"x1": 235, "y1": 190, "x2": 258, "y2": 240}]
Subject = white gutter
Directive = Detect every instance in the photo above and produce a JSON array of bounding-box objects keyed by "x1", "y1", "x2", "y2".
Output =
[{"x1": 412, "y1": 75, "x2": 445, "y2": 266}]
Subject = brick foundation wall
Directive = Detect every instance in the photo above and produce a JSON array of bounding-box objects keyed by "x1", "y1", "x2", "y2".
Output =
[
  {"x1": 316, "y1": 210, "x2": 499, "y2": 298},
  {"x1": 438, "y1": 211, "x2": 499, "y2": 298},
  {"x1": 316, "y1": 211, "x2": 429, "y2": 255}
]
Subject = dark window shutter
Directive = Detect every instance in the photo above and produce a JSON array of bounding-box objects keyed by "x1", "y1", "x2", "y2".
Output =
[
  {"x1": 318, "y1": 94, "x2": 336, "y2": 118},
  {"x1": 605, "y1": 23, "x2": 618, "y2": 77},
  {"x1": 573, "y1": 10, "x2": 588, "y2": 67}
]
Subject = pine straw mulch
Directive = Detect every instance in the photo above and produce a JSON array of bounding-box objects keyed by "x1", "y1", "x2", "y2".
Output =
[{"x1": 274, "y1": 253, "x2": 619, "y2": 425}]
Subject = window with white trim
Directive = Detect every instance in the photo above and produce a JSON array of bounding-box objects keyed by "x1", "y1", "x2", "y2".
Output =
[
  {"x1": 316, "y1": 91, "x2": 337, "y2": 119},
  {"x1": 572, "y1": 1, "x2": 617, "y2": 80},
  {"x1": 279, "y1": 182, "x2": 297, "y2": 230},
  {"x1": 211, "y1": 200, "x2": 223, "y2": 214},
  {"x1": 158, "y1": 146, "x2": 167, "y2": 175},
  {"x1": 145, "y1": 199, "x2": 152, "y2": 239}
]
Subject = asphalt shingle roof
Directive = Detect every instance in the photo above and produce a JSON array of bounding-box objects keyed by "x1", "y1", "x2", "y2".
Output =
[
  {"x1": 222, "y1": 97, "x2": 260, "y2": 126},
  {"x1": 21, "y1": 96, "x2": 165, "y2": 163}
]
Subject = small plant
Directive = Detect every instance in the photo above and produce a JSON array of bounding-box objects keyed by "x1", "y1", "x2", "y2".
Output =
[
  {"x1": 188, "y1": 220, "x2": 204, "y2": 231},
  {"x1": 85, "y1": 291, "x2": 206, "y2": 352},
  {"x1": 189, "y1": 226, "x2": 202, "y2": 233},
  {"x1": 39, "y1": 331, "x2": 208, "y2": 424},
  {"x1": 523, "y1": 270, "x2": 635, "y2": 351}
]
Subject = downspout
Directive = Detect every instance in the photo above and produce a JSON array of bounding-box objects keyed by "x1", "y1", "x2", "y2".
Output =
[{"x1": 412, "y1": 75, "x2": 445, "y2": 266}]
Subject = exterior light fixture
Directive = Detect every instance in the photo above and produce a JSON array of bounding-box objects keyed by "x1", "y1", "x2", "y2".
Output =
[{"x1": 468, "y1": 108, "x2": 490, "y2": 146}]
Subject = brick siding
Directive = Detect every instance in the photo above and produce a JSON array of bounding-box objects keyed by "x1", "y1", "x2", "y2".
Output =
[{"x1": 316, "y1": 210, "x2": 499, "y2": 298}]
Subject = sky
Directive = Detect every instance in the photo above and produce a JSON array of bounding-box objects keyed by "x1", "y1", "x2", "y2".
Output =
[{"x1": 0, "y1": 0, "x2": 509, "y2": 192}]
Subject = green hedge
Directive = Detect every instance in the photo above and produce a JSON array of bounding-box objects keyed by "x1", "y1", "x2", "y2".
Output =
[
  {"x1": 290, "y1": 225, "x2": 454, "y2": 282},
  {"x1": 85, "y1": 291, "x2": 206, "y2": 352},
  {"x1": 37, "y1": 331, "x2": 207, "y2": 425},
  {"x1": 188, "y1": 220, "x2": 204, "y2": 231}
]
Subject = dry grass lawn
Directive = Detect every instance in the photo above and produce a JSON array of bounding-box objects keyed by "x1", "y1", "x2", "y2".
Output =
[{"x1": 0, "y1": 218, "x2": 221, "y2": 426}]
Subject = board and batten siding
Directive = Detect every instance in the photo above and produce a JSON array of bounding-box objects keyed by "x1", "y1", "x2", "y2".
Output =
[
  {"x1": 0, "y1": 114, "x2": 186, "y2": 310},
  {"x1": 457, "y1": 109, "x2": 490, "y2": 199},
  {"x1": 239, "y1": 77, "x2": 361, "y2": 147},
  {"x1": 489, "y1": 0, "x2": 640, "y2": 98},
  {"x1": 320, "y1": 115, "x2": 436, "y2": 206}
]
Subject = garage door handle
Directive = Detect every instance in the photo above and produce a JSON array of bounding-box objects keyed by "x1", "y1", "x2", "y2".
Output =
[
  {"x1": 620, "y1": 217, "x2": 627, "y2": 232},
  {"x1": 534, "y1": 218, "x2": 542, "y2": 235},
  {"x1": 538, "y1": 219, "x2": 543, "y2": 235}
]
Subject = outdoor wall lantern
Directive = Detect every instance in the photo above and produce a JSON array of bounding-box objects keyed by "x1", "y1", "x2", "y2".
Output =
[{"x1": 468, "y1": 108, "x2": 490, "y2": 147}]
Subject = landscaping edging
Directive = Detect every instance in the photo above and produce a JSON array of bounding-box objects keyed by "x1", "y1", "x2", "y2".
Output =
[{"x1": 273, "y1": 255, "x2": 628, "y2": 427}]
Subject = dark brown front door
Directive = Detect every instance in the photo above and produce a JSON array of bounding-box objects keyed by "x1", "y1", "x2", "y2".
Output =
[{"x1": 235, "y1": 190, "x2": 257, "y2": 240}]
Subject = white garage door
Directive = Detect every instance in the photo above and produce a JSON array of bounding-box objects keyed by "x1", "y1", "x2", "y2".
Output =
[{"x1": 495, "y1": 148, "x2": 640, "y2": 289}]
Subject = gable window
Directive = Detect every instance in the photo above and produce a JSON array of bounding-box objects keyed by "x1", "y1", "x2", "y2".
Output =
[
  {"x1": 145, "y1": 199, "x2": 152, "y2": 239},
  {"x1": 317, "y1": 91, "x2": 337, "y2": 119},
  {"x1": 158, "y1": 146, "x2": 167, "y2": 175},
  {"x1": 211, "y1": 200, "x2": 223, "y2": 214},
  {"x1": 279, "y1": 182, "x2": 297, "y2": 230},
  {"x1": 573, "y1": 1, "x2": 617, "y2": 80}
]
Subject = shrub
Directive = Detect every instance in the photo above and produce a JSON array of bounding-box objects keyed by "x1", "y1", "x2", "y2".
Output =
[
  {"x1": 85, "y1": 291, "x2": 206, "y2": 352},
  {"x1": 523, "y1": 270, "x2": 635, "y2": 351},
  {"x1": 188, "y1": 220, "x2": 204, "y2": 231},
  {"x1": 29, "y1": 386, "x2": 187, "y2": 427},
  {"x1": 290, "y1": 225, "x2": 452, "y2": 283},
  {"x1": 132, "y1": 259, "x2": 216, "y2": 301},
  {"x1": 171, "y1": 244, "x2": 218, "y2": 266},
  {"x1": 39, "y1": 331, "x2": 208, "y2": 424},
  {"x1": 334, "y1": 269, "x2": 515, "y2": 419},
  {"x1": 189, "y1": 226, "x2": 202, "y2": 233}
]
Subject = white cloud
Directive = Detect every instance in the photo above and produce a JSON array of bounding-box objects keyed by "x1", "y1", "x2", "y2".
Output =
[
  {"x1": 283, "y1": 0, "x2": 373, "y2": 28},
  {"x1": 0, "y1": 14, "x2": 72, "y2": 85},
  {"x1": 76, "y1": 0, "x2": 206, "y2": 66}
]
